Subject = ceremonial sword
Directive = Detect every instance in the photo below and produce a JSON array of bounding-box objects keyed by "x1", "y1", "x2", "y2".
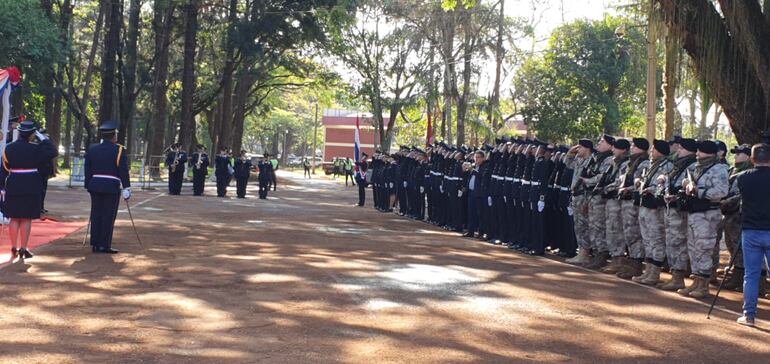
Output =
[{"x1": 125, "y1": 199, "x2": 145, "y2": 250}]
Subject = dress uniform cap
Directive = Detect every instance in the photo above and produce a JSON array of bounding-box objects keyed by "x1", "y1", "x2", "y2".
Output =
[
  {"x1": 17, "y1": 120, "x2": 37, "y2": 133},
  {"x1": 99, "y1": 120, "x2": 119, "y2": 132}
]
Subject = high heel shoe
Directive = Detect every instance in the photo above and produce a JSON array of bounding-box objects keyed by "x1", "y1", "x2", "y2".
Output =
[
  {"x1": 10, "y1": 247, "x2": 18, "y2": 259},
  {"x1": 18, "y1": 248, "x2": 33, "y2": 259}
]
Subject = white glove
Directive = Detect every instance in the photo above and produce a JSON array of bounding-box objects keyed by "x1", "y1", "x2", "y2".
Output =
[
  {"x1": 0, "y1": 189, "x2": 4, "y2": 202},
  {"x1": 503, "y1": 196, "x2": 508, "y2": 203},
  {"x1": 458, "y1": 190, "x2": 463, "y2": 198},
  {"x1": 567, "y1": 207, "x2": 574, "y2": 216},
  {"x1": 537, "y1": 200, "x2": 545, "y2": 212},
  {"x1": 487, "y1": 196, "x2": 493, "y2": 206},
  {"x1": 389, "y1": 183, "x2": 394, "y2": 188},
  {"x1": 403, "y1": 181, "x2": 407, "y2": 188},
  {"x1": 420, "y1": 186, "x2": 424, "y2": 194},
  {"x1": 35, "y1": 130, "x2": 48, "y2": 141},
  {"x1": 440, "y1": 185, "x2": 444, "y2": 193},
  {"x1": 122, "y1": 188, "x2": 132, "y2": 200}
]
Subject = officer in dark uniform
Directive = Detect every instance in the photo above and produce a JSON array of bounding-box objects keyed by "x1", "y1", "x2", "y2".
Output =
[
  {"x1": 189, "y1": 145, "x2": 209, "y2": 196},
  {"x1": 84, "y1": 120, "x2": 131, "y2": 254},
  {"x1": 165, "y1": 143, "x2": 188, "y2": 195},
  {"x1": 355, "y1": 152, "x2": 369, "y2": 207},
  {"x1": 258, "y1": 154, "x2": 273, "y2": 199},
  {"x1": 1, "y1": 120, "x2": 58, "y2": 259},
  {"x1": 36, "y1": 127, "x2": 56, "y2": 215},
  {"x1": 234, "y1": 150, "x2": 253, "y2": 198},
  {"x1": 529, "y1": 142, "x2": 555, "y2": 255},
  {"x1": 214, "y1": 147, "x2": 232, "y2": 197}
]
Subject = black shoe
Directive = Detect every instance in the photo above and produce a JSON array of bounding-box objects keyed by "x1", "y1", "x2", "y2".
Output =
[
  {"x1": 93, "y1": 247, "x2": 119, "y2": 254},
  {"x1": 463, "y1": 233, "x2": 475, "y2": 238},
  {"x1": 528, "y1": 250, "x2": 545, "y2": 256},
  {"x1": 19, "y1": 248, "x2": 34, "y2": 259}
]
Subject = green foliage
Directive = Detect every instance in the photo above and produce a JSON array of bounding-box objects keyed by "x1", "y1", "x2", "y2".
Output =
[
  {"x1": 514, "y1": 16, "x2": 647, "y2": 142},
  {"x1": 0, "y1": 0, "x2": 64, "y2": 80}
]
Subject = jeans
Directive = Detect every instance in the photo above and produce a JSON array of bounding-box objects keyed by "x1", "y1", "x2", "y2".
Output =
[{"x1": 742, "y1": 229, "x2": 770, "y2": 318}]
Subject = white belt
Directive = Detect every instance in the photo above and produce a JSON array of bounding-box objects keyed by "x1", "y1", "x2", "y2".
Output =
[
  {"x1": 450, "y1": 177, "x2": 462, "y2": 181},
  {"x1": 9, "y1": 169, "x2": 38, "y2": 174},
  {"x1": 531, "y1": 181, "x2": 541, "y2": 186},
  {"x1": 505, "y1": 177, "x2": 513, "y2": 181},
  {"x1": 560, "y1": 186, "x2": 570, "y2": 191},
  {"x1": 93, "y1": 174, "x2": 121, "y2": 181},
  {"x1": 513, "y1": 178, "x2": 521, "y2": 183},
  {"x1": 492, "y1": 175, "x2": 504, "y2": 180},
  {"x1": 521, "y1": 180, "x2": 531, "y2": 185}
]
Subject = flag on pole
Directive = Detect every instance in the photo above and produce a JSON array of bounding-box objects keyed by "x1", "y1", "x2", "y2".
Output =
[
  {"x1": 354, "y1": 113, "x2": 361, "y2": 176},
  {"x1": 0, "y1": 67, "x2": 22, "y2": 156}
]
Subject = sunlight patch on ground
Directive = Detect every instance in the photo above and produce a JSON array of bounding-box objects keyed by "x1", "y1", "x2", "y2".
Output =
[
  {"x1": 245, "y1": 273, "x2": 301, "y2": 283},
  {"x1": 316, "y1": 226, "x2": 373, "y2": 235},
  {"x1": 142, "y1": 207, "x2": 163, "y2": 211},
  {"x1": 380, "y1": 264, "x2": 482, "y2": 288},
  {"x1": 364, "y1": 298, "x2": 403, "y2": 310}
]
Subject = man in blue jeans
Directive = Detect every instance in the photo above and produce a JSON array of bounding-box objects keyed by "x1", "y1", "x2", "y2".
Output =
[{"x1": 737, "y1": 143, "x2": 770, "y2": 327}]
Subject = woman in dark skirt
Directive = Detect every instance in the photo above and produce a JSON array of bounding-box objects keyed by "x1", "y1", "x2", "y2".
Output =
[{"x1": 0, "y1": 120, "x2": 58, "y2": 260}]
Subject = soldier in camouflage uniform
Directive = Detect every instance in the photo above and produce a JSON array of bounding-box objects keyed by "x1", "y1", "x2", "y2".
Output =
[
  {"x1": 677, "y1": 140, "x2": 729, "y2": 299},
  {"x1": 582, "y1": 135, "x2": 616, "y2": 269},
  {"x1": 658, "y1": 138, "x2": 699, "y2": 291},
  {"x1": 719, "y1": 145, "x2": 755, "y2": 291},
  {"x1": 599, "y1": 139, "x2": 630, "y2": 274},
  {"x1": 564, "y1": 139, "x2": 594, "y2": 265},
  {"x1": 615, "y1": 138, "x2": 650, "y2": 279},
  {"x1": 633, "y1": 140, "x2": 673, "y2": 285}
]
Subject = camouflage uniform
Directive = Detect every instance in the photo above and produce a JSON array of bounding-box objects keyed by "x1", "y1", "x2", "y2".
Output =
[
  {"x1": 585, "y1": 152, "x2": 614, "y2": 253},
  {"x1": 565, "y1": 154, "x2": 591, "y2": 250},
  {"x1": 638, "y1": 157, "x2": 673, "y2": 264},
  {"x1": 620, "y1": 155, "x2": 649, "y2": 260},
  {"x1": 603, "y1": 155, "x2": 629, "y2": 257},
  {"x1": 686, "y1": 159, "x2": 729, "y2": 277},
  {"x1": 717, "y1": 162, "x2": 752, "y2": 269},
  {"x1": 665, "y1": 157, "x2": 697, "y2": 271}
]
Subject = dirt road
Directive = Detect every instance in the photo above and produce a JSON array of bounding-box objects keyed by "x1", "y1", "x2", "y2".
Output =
[{"x1": 0, "y1": 171, "x2": 768, "y2": 363}]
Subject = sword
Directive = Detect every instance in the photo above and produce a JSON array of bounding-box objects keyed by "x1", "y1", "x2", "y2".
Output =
[
  {"x1": 82, "y1": 218, "x2": 91, "y2": 246},
  {"x1": 124, "y1": 199, "x2": 145, "y2": 250}
]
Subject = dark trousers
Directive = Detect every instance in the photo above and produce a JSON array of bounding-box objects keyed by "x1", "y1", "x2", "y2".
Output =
[
  {"x1": 530, "y1": 209, "x2": 545, "y2": 254},
  {"x1": 345, "y1": 171, "x2": 356, "y2": 186},
  {"x1": 494, "y1": 196, "x2": 507, "y2": 240},
  {"x1": 304, "y1": 167, "x2": 311, "y2": 178},
  {"x1": 259, "y1": 180, "x2": 269, "y2": 199},
  {"x1": 507, "y1": 197, "x2": 518, "y2": 244},
  {"x1": 236, "y1": 177, "x2": 248, "y2": 198},
  {"x1": 520, "y1": 202, "x2": 532, "y2": 248},
  {"x1": 169, "y1": 170, "x2": 184, "y2": 195},
  {"x1": 562, "y1": 212, "x2": 578, "y2": 256},
  {"x1": 372, "y1": 185, "x2": 379, "y2": 208},
  {"x1": 193, "y1": 172, "x2": 206, "y2": 196},
  {"x1": 398, "y1": 185, "x2": 408, "y2": 214},
  {"x1": 467, "y1": 191, "x2": 481, "y2": 235},
  {"x1": 270, "y1": 172, "x2": 277, "y2": 191},
  {"x1": 41, "y1": 177, "x2": 48, "y2": 210},
  {"x1": 89, "y1": 192, "x2": 120, "y2": 249},
  {"x1": 216, "y1": 175, "x2": 229, "y2": 197},
  {"x1": 357, "y1": 182, "x2": 366, "y2": 206}
]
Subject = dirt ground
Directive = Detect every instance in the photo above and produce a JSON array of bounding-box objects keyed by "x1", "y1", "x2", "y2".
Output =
[{"x1": 1, "y1": 170, "x2": 769, "y2": 363}]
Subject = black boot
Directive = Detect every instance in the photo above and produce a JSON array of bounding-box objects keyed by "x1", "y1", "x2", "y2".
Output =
[{"x1": 723, "y1": 267, "x2": 744, "y2": 292}]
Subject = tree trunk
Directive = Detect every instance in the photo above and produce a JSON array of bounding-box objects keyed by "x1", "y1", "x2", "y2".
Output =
[
  {"x1": 41, "y1": 0, "x2": 56, "y2": 133},
  {"x1": 97, "y1": 0, "x2": 122, "y2": 125},
  {"x1": 120, "y1": 0, "x2": 140, "y2": 153},
  {"x1": 231, "y1": 75, "x2": 256, "y2": 155},
  {"x1": 711, "y1": 105, "x2": 722, "y2": 138},
  {"x1": 655, "y1": 0, "x2": 770, "y2": 143},
  {"x1": 456, "y1": 11, "x2": 473, "y2": 147},
  {"x1": 218, "y1": 0, "x2": 238, "y2": 151},
  {"x1": 442, "y1": 13, "x2": 455, "y2": 145},
  {"x1": 62, "y1": 99, "x2": 72, "y2": 169},
  {"x1": 147, "y1": 0, "x2": 174, "y2": 177},
  {"x1": 75, "y1": 0, "x2": 106, "y2": 153},
  {"x1": 487, "y1": 0, "x2": 504, "y2": 131},
  {"x1": 179, "y1": 0, "x2": 199, "y2": 153},
  {"x1": 663, "y1": 30, "x2": 678, "y2": 140}
]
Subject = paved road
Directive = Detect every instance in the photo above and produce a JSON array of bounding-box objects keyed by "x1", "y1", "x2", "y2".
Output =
[{"x1": 0, "y1": 171, "x2": 768, "y2": 363}]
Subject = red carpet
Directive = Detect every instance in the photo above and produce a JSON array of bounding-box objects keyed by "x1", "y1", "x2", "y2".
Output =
[{"x1": 0, "y1": 219, "x2": 87, "y2": 263}]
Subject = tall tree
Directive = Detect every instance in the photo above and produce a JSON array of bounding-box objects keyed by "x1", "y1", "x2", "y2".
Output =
[
  {"x1": 97, "y1": 0, "x2": 122, "y2": 126},
  {"x1": 120, "y1": 0, "x2": 141, "y2": 152},
  {"x1": 179, "y1": 0, "x2": 199, "y2": 153},
  {"x1": 147, "y1": 0, "x2": 175, "y2": 175}
]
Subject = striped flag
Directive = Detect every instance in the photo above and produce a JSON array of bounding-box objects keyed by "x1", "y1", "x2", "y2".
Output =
[
  {"x1": 0, "y1": 67, "x2": 22, "y2": 156},
  {"x1": 354, "y1": 113, "x2": 361, "y2": 176}
]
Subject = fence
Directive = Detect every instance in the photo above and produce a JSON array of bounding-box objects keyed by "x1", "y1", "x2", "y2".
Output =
[{"x1": 65, "y1": 153, "x2": 206, "y2": 190}]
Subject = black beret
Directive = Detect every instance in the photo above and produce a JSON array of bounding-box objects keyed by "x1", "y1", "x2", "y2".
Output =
[
  {"x1": 697, "y1": 140, "x2": 718, "y2": 154},
  {"x1": 632, "y1": 137, "x2": 650, "y2": 151},
  {"x1": 730, "y1": 144, "x2": 752, "y2": 156},
  {"x1": 653, "y1": 139, "x2": 670, "y2": 155},
  {"x1": 715, "y1": 140, "x2": 727, "y2": 153},
  {"x1": 680, "y1": 138, "x2": 698, "y2": 152},
  {"x1": 613, "y1": 139, "x2": 630, "y2": 150},
  {"x1": 578, "y1": 139, "x2": 594, "y2": 149},
  {"x1": 602, "y1": 134, "x2": 616, "y2": 146},
  {"x1": 668, "y1": 135, "x2": 682, "y2": 145}
]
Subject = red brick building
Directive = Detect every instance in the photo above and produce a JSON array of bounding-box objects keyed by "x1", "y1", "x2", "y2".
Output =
[{"x1": 321, "y1": 109, "x2": 385, "y2": 162}]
